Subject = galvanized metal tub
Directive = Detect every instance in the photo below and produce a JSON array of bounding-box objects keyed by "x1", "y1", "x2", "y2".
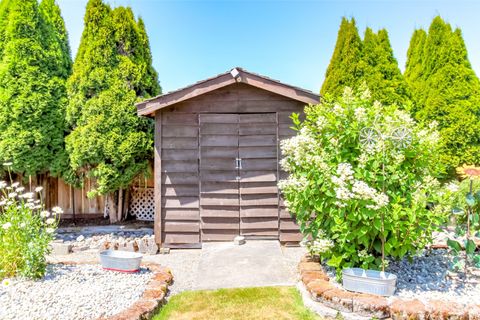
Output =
[
  {"x1": 99, "y1": 250, "x2": 143, "y2": 273},
  {"x1": 342, "y1": 268, "x2": 397, "y2": 296}
]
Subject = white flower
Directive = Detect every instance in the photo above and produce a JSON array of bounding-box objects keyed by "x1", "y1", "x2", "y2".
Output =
[
  {"x1": 19, "y1": 222, "x2": 26, "y2": 228},
  {"x1": 8, "y1": 192, "x2": 17, "y2": 198},
  {"x1": 0, "y1": 181, "x2": 7, "y2": 189},
  {"x1": 46, "y1": 218, "x2": 55, "y2": 225},
  {"x1": 52, "y1": 206, "x2": 63, "y2": 215},
  {"x1": 360, "y1": 87, "x2": 371, "y2": 100},
  {"x1": 46, "y1": 227, "x2": 55, "y2": 234},
  {"x1": 11, "y1": 182, "x2": 19, "y2": 188},
  {"x1": 15, "y1": 187, "x2": 25, "y2": 193},
  {"x1": 3, "y1": 162, "x2": 12, "y2": 167},
  {"x1": 40, "y1": 211, "x2": 50, "y2": 218},
  {"x1": 34, "y1": 186, "x2": 43, "y2": 193},
  {"x1": 428, "y1": 120, "x2": 438, "y2": 130},
  {"x1": 1, "y1": 279, "x2": 11, "y2": 287},
  {"x1": 354, "y1": 107, "x2": 367, "y2": 122},
  {"x1": 445, "y1": 182, "x2": 459, "y2": 193},
  {"x1": 2, "y1": 222, "x2": 12, "y2": 230},
  {"x1": 21, "y1": 192, "x2": 34, "y2": 199}
]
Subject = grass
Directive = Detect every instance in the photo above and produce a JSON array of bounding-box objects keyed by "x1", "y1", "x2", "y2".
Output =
[{"x1": 153, "y1": 286, "x2": 321, "y2": 320}]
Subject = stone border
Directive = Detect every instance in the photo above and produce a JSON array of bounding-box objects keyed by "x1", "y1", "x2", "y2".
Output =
[
  {"x1": 298, "y1": 255, "x2": 480, "y2": 320},
  {"x1": 56, "y1": 260, "x2": 173, "y2": 320}
]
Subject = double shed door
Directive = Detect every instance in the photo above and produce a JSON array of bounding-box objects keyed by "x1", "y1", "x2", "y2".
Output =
[{"x1": 199, "y1": 113, "x2": 279, "y2": 241}]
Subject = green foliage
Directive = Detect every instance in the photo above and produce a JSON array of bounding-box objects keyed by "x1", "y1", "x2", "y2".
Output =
[
  {"x1": 279, "y1": 87, "x2": 447, "y2": 272},
  {"x1": 360, "y1": 28, "x2": 410, "y2": 106},
  {"x1": 321, "y1": 18, "x2": 409, "y2": 106},
  {"x1": 444, "y1": 176, "x2": 480, "y2": 270},
  {"x1": 0, "y1": 0, "x2": 72, "y2": 178},
  {"x1": 405, "y1": 16, "x2": 480, "y2": 175},
  {"x1": 0, "y1": 165, "x2": 61, "y2": 279},
  {"x1": 321, "y1": 18, "x2": 363, "y2": 98},
  {"x1": 65, "y1": 0, "x2": 160, "y2": 195}
]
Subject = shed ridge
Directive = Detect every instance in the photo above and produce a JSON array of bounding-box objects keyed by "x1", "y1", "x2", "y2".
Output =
[{"x1": 136, "y1": 67, "x2": 320, "y2": 116}]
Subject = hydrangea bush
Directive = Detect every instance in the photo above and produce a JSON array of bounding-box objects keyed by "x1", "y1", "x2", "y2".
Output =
[
  {"x1": 279, "y1": 87, "x2": 448, "y2": 272},
  {"x1": 0, "y1": 164, "x2": 62, "y2": 279}
]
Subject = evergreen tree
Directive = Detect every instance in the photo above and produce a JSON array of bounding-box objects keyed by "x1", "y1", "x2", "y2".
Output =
[
  {"x1": 65, "y1": 0, "x2": 161, "y2": 221},
  {"x1": 361, "y1": 28, "x2": 410, "y2": 105},
  {"x1": 0, "y1": 0, "x2": 71, "y2": 177},
  {"x1": 321, "y1": 17, "x2": 363, "y2": 97},
  {"x1": 404, "y1": 29, "x2": 427, "y2": 104},
  {"x1": 321, "y1": 18, "x2": 409, "y2": 105},
  {"x1": 405, "y1": 16, "x2": 480, "y2": 174}
]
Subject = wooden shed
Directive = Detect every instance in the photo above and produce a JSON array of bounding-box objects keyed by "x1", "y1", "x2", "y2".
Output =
[{"x1": 136, "y1": 68, "x2": 320, "y2": 248}]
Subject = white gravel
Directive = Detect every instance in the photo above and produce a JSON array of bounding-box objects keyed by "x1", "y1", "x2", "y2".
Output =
[
  {"x1": 325, "y1": 249, "x2": 480, "y2": 306},
  {"x1": 0, "y1": 264, "x2": 152, "y2": 320},
  {"x1": 387, "y1": 249, "x2": 480, "y2": 306}
]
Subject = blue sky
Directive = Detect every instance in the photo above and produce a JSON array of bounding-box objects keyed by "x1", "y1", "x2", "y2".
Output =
[{"x1": 57, "y1": 0, "x2": 480, "y2": 94}]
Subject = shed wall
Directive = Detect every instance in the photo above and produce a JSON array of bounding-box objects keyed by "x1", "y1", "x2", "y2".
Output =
[{"x1": 157, "y1": 83, "x2": 304, "y2": 247}]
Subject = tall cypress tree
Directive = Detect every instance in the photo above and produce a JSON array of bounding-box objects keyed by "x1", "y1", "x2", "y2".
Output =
[
  {"x1": 361, "y1": 28, "x2": 410, "y2": 105},
  {"x1": 405, "y1": 16, "x2": 480, "y2": 174},
  {"x1": 321, "y1": 17, "x2": 363, "y2": 97},
  {"x1": 0, "y1": 0, "x2": 71, "y2": 177},
  {"x1": 65, "y1": 0, "x2": 161, "y2": 221},
  {"x1": 321, "y1": 18, "x2": 409, "y2": 105}
]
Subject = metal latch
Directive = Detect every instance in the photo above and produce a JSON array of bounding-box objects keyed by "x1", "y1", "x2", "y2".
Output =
[{"x1": 235, "y1": 158, "x2": 242, "y2": 169}]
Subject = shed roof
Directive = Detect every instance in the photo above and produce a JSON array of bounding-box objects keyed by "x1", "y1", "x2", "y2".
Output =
[{"x1": 136, "y1": 67, "x2": 320, "y2": 116}]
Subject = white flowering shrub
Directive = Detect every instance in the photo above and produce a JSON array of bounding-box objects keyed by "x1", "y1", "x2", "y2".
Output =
[
  {"x1": 0, "y1": 164, "x2": 62, "y2": 279},
  {"x1": 279, "y1": 87, "x2": 447, "y2": 272}
]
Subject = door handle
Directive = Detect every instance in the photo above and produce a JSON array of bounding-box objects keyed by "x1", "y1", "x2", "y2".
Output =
[{"x1": 235, "y1": 158, "x2": 242, "y2": 169}]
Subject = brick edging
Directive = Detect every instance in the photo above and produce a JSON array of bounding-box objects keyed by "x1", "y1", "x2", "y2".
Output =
[
  {"x1": 298, "y1": 255, "x2": 480, "y2": 320},
  {"x1": 56, "y1": 261, "x2": 173, "y2": 320}
]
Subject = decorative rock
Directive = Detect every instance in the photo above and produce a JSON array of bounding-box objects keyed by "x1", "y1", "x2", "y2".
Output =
[
  {"x1": 76, "y1": 235, "x2": 85, "y2": 242},
  {"x1": 352, "y1": 294, "x2": 390, "y2": 319},
  {"x1": 390, "y1": 299, "x2": 426, "y2": 320},
  {"x1": 145, "y1": 238, "x2": 158, "y2": 255},
  {"x1": 159, "y1": 247, "x2": 170, "y2": 254},
  {"x1": 307, "y1": 279, "x2": 334, "y2": 300},
  {"x1": 321, "y1": 288, "x2": 356, "y2": 312},
  {"x1": 425, "y1": 299, "x2": 467, "y2": 320},
  {"x1": 301, "y1": 270, "x2": 329, "y2": 284},
  {"x1": 50, "y1": 242, "x2": 72, "y2": 255},
  {"x1": 234, "y1": 235, "x2": 246, "y2": 245},
  {"x1": 298, "y1": 261, "x2": 322, "y2": 272}
]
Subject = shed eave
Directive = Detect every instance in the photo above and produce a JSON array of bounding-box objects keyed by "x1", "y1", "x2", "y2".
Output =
[{"x1": 136, "y1": 67, "x2": 320, "y2": 117}]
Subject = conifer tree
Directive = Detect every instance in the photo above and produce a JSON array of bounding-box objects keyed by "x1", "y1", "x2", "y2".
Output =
[
  {"x1": 405, "y1": 16, "x2": 480, "y2": 174},
  {"x1": 361, "y1": 28, "x2": 409, "y2": 105},
  {"x1": 65, "y1": 0, "x2": 161, "y2": 222},
  {"x1": 0, "y1": 0, "x2": 71, "y2": 177},
  {"x1": 321, "y1": 18, "x2": 409, "y2": 105},
  {"x1": 321, "y1": 18, "x2": 363, "y2": 97}
]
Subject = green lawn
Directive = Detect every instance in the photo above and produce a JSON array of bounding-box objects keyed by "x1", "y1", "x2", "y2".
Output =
[{"x1": 153, "y1": 286, "x2": 320, "y2": 320}]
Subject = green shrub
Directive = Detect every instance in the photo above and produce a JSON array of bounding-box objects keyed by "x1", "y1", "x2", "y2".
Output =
[
  {"x1": 279, "y1": 87, "x2": 447, "y2": 272},
  {"x1": 0, "y1": 164, "x2": 62, "y2": 279}
]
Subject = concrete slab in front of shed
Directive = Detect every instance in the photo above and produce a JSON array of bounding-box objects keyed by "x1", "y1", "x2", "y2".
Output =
[{"x1": 194, "y1": 240, "x2": 293, "y2": 290}]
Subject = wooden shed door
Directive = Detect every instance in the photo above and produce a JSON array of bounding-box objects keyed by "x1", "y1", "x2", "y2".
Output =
[
  {"x1": 239, "y1": 114, "x2": 279, "y2": 238},
  {"x1": 199, "y1": 113, "x2": 279, "y2": 241}
]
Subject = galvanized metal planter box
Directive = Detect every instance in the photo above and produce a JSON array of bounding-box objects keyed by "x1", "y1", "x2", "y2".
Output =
[
  {"x1": 342, "y1": 268, "x2": 397, "y2": 296},
  {"x1": 100, "y1": 250, "x2": 143, "y2": 273}
]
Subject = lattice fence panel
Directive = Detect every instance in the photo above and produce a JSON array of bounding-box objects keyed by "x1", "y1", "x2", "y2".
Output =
[{"x1": 129, "y1": 187, "x2": 154, "y2": 221}]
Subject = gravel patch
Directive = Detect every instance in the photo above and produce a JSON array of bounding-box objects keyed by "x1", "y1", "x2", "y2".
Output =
[
  {"x1": 388, "y1": 249, "x2": 480, "y2": 305},
  {"x1": 0, "y1": 264, "x2": 151, "y2": 320},
  {"x1": 325, "y1": 249, "x2": 480, "y2": 306}
]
